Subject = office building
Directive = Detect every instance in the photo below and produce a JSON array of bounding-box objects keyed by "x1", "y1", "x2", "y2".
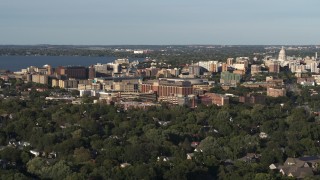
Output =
[
  {"x1": 221, "y1": 63, "x2": 228, "y2": 72},
  {"x1": 32, "y1": 74, "x2": 48, "y2": 85},
  {"x1": 88, "y1": 65, "x2": 96, "y2": 79},
  {"x1": 227, "y1": 58, "x2": 234, "y2": 66},
  {"x1": 268, "y1": 62, "x2": 280, "y2": 73},
  {"x1": 251, "y1": 65, "x2": 261, "y2": 75},
  {"x1": 220, "y1": 71, "x2": 241, "y2": 85}
]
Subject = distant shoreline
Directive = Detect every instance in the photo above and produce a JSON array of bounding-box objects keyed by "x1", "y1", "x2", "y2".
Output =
[{"x1": 0, "y1": 56, "x2": 144, "y2": 72}]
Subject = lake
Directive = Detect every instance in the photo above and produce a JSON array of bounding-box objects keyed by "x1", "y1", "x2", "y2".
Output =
[{"x1": 0, "y1": 56, "x2": 143, "y2": 71}]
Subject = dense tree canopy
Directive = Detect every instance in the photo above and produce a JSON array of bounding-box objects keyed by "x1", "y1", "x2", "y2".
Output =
[{"x1": 0, "y1": 84, "x2": 319, "y2": 179}]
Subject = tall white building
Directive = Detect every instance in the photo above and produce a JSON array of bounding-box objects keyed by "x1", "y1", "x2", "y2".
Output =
[
  {"x1": 310, "y1": 62, "x2": 319, "y2": 73},
  {"x1": 197, "y1": 61, "x2": 217, "y2": 71}
]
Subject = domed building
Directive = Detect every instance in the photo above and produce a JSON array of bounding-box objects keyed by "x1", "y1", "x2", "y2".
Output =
[{"x1": 278, "y1": 46, "x2": 286, "y2": 61}]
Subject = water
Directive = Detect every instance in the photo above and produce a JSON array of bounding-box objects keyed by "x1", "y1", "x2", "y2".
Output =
[{"x1": 0, "y1": 56, "x2": 143, "y2": 71}]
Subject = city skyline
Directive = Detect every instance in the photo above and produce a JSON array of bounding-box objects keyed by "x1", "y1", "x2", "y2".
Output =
[{"x1": 1, "y1": 0, "x2": 320, "y2": 45}]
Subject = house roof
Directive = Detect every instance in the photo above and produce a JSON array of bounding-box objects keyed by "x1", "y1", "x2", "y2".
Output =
[
  {"x1": 269, "y1": 163, "x2": 280, "y2": 170},
  {"x1": 285, "y1": 156, "x2": 320, "y2": 168},
  {"x1": 281, "y1": 156, "x2": 320, "y2": 178},
  {"x1": 284, "y1": 158, "x2": 305, "y2": 167},
  {"x1": 289, "y1": 167, "x2": 314, "y2": 179},
  {"x1": 299, "y1": 156, "x2": 320, "y2": 162}
]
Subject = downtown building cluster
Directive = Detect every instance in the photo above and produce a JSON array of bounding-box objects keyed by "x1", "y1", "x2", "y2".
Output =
[{"x1": 1, "y1": 47, "x2": 320, "y2": 110}]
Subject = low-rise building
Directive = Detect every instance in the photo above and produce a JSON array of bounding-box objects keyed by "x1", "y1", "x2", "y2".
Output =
[
  {"x1": 297, "y1": 77, "x2": 315, "y2": 86},
  {"x1": 239, "y1": 94, "x2": 266, "y2": 104},
  {"x1": 200, "y1": 93, "x2": 229, "y2": 106},
  {"x1": 58, "y1": 79, "x2": 78, "y2": 89},
  {"x1": 267, "y1": 87, "x2": 286, "y2": 97}
]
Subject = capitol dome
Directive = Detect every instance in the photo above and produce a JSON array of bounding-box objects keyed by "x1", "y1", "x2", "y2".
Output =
[{"x1": 278, "y1": 46, "x2": 286, "y2": 61}]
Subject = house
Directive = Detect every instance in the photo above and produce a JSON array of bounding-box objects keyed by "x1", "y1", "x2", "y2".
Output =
[
  {"x1": 158, "y1": 121, "x2": 171, "y2": 126},
  {"x1": 187, "y1": 153, "x2": 194, "y2": 160},
  {"x1": 280, "y1": 167, "x2": 314, "y2": 179},
  {"x1": 259, "y1": 132, "x2": 268, "y2": 139},
  {"x1": 18, "y1": 141, "x2": 31, "y2": 147},
  {"x1": 30, "y1": 150, "x2": 40, "y2": 157},
  {"x1": 157, "y1": 156, "x2": 174, "y2": 162},
  {"x1": 269, "y1": 163, "x2": 280, "y2": 170},
  {"x1": 272, "y1": 156, "x2": 320, "y2": 179},
  {"x1": 48, "y1": 152, "x2": 57, "y2": 159},
  {"x1": 8, "y1": 139, "x2": 17, "y2": 147},
  {"x1": 238, "y1": 153, "x2": 261, "y2": 163},
  {"x1": 194, "y1": 148, "x2": 203, "y2": 153},
  {"x1": 191, "y1": 142, "x2": 200, "y2": 148},
  {"x1": 120, "y1": 163, "x2": 131, "y2": 168}
]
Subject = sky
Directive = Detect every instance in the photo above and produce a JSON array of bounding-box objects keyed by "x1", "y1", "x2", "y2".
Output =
[{"x1": 1, "y1": 0, "x2": 320, "y2": 45}]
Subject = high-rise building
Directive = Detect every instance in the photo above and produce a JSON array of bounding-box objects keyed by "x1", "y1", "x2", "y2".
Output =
[
  {"x1": 26, "y1": 74, "x2": 32, "y2": 82},
  {"x1": 46, "y1": 65, "x2": 53, "y2": 75},
  {"x1": 210, "y1": 63, "x2": 218, "y2": 72},
  {"x1": 113, "y1": 63, "x2": 121, "y2": 73},
  {"x1": 198, "y1": 61, "x2": 214, "y2": 71},
  {"x1": 51, "y1": 79, "x2": 59, "y2": 87},
  {"x1": 88, "y1": 65, "x2": 96, "y2": 79},
  {"x1": 170, "y1": 68, "x2": 180, "y2": 77},
  {"x1": 227, "y1": 58, "x2": 234, "y2": 66},
  {"x1": 251, "y1": 65, "x2": 261, "y2": 75},
  {"x1": 56, "y1": 66, "x2": 87, "y2": 79},
  {"x1": 269, "y1": 62, "x2": 280, "y2": 73},
  {"x1": 55, "y1": 66, "x2": 66, "y2": 75},
  {"x1": 188, "y1": 65, "x2": 201, "y2": 76},
  {"x1": 66, "y1": 66, "x2": 87, "y2": 79},
  {"x1": 235, "y1": 57, "x2": 249, "y2": 69},
  {"x1": 310, "y1": 62, "x2": 319, "y2": 73},
  {"x1": 221, "y1": 63, "x2": 228, "y2": 72},
  {"x1": 32, "y1": 74, "x2": 48, "y2": 85}
]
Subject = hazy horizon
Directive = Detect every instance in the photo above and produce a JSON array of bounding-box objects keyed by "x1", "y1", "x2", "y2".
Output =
[
  {"x1": 1, "y1": 0, "x2": 320, "y2": 45},
  {"x1": 1, "y1": 44, "x2": 319, "y2": 46}
]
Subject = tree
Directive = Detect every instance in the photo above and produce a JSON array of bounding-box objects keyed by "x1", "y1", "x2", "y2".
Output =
[
  {"x1": 73, "y1": 147, "x2": 91, "y2": 163},
  {"x1": 27, "y1": 157, "x2": 72, "y2": 180}
]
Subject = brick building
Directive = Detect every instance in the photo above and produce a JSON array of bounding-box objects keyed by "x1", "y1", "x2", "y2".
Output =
[
  {"x1": 56, "y1": 66, "x2": 87, "y2": 79},
  {"x1": 200, "y1": 93, "x2": 229, "y2": 106},
  {"x1": 239, "y1": 94, "x2": 266, "y2": 104}
]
